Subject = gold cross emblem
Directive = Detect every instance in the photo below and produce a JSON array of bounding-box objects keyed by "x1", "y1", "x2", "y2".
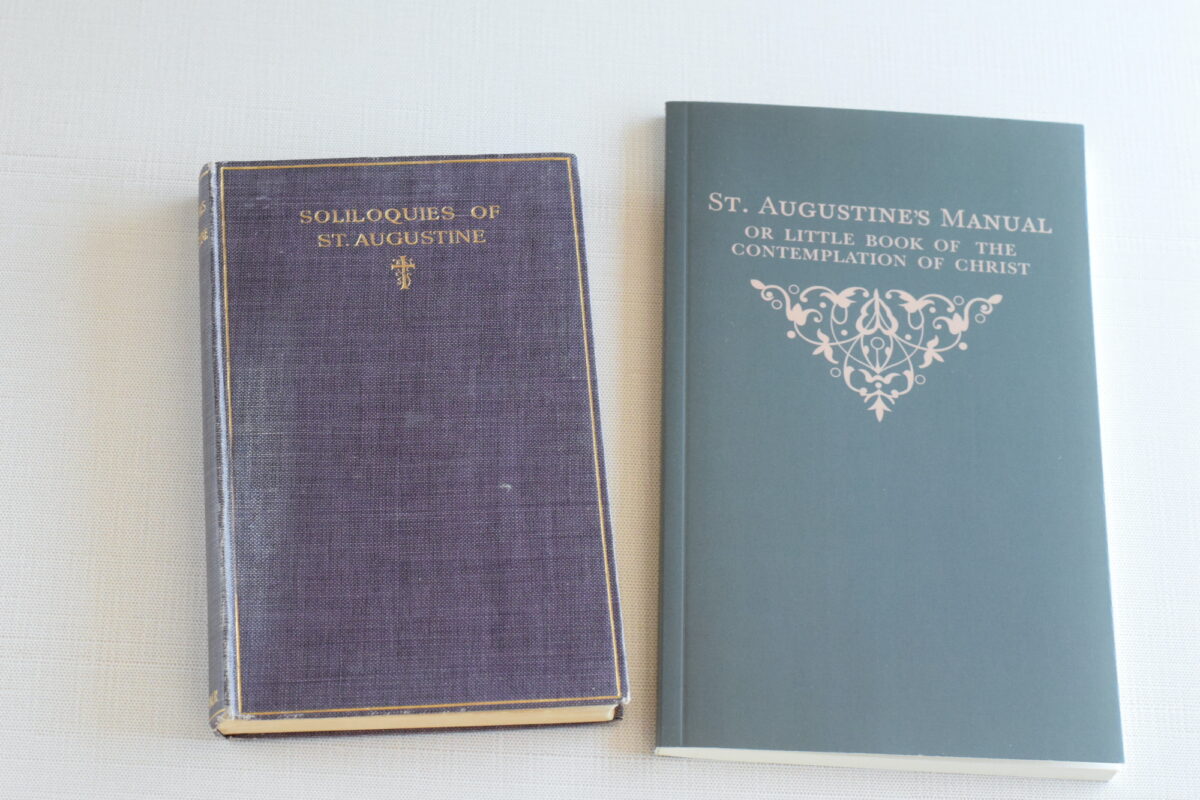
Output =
[{"x1": 390, "y1": 256, "x2": 416, "y2": 289}]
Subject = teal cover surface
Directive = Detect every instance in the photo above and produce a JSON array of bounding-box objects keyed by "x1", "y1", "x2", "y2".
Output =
[{"x1": 659, "y1": 102, "x2": 1122, "y2": 765}]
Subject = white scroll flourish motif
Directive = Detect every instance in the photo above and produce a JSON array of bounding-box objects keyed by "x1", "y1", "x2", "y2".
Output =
[{"x1": 750, "y1": 281, "x2": 1002, "y2": 421}]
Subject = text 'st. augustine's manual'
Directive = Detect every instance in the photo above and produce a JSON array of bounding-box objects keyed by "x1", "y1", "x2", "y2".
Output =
[
  {"x1": 658, "y1": 103, "x2": 1122, "y2": 779},
  {"x1": 199, "y1": 154, "x2": 627, "y2": 735}
]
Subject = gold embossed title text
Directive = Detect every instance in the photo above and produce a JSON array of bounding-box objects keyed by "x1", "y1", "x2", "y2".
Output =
[{"x1": 298, "y1": 204, "x2": 503, "y2": 248}]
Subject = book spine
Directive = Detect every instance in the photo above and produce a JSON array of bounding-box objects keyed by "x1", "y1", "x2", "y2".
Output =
[
  {"x1": 658, "y1": 103, "x2": 689, "y2": 748},
  {"x1": 198, "y1": 164, "x2": 234, "y2": 731}
]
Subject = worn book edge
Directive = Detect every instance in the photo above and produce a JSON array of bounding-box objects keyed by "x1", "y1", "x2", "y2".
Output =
[
  {"x1": 217, "y1": 704, "x2": 616, "y2": 736},
  {"x1": 199, "y1": 162, "x2": 235, "y2": 728}
]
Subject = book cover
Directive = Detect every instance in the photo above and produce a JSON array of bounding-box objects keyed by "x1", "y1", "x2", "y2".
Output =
[
  {"x1": 658, "y1": 103, "x2": 1122, "y2": 779},
  {"x1": 198, "y1": 154, "x2": 627, "y2": 735}
]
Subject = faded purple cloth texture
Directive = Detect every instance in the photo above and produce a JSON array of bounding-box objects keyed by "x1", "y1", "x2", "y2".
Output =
[{"x1": 219, "y1": 155, "x2": 624, "y2": 715}]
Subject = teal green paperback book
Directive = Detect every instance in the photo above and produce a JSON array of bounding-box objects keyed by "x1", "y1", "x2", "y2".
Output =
[{"x1": 658, "y1": 102, "x2": 1122, "y2": 780}]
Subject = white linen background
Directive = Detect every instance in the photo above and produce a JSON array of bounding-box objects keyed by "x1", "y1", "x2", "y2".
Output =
[{"x1": 2, "y1": 1, "x2": 1197, "y2": 797}]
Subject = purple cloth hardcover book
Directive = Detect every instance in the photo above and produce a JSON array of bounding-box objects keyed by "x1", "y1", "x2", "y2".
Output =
[{"x1": 197, "y1": 154, "x2": 627, "y2": 735}]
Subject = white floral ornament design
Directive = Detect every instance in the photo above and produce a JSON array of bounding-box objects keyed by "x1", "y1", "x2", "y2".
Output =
[{"x1": 749, "y1": 281, "x2": 1002, "y2": 421}]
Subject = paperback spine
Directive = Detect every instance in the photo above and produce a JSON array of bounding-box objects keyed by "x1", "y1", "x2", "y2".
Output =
[
  {"x1": 198, "y1": 164, "x2": 233, "y2": 731},
  {"x1": 658, "y1": 103, "x2": 689, "y2": 748}
]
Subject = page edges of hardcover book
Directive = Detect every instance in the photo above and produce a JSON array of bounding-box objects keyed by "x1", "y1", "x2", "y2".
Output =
[{"x1": 214, "y1": 704, "x2": 616, "y2": 736}]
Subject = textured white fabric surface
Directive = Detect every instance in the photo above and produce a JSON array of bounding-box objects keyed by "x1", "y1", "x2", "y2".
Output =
[{"x1": 2, "y1": 1, "x2": 1198, "y2": 797}]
